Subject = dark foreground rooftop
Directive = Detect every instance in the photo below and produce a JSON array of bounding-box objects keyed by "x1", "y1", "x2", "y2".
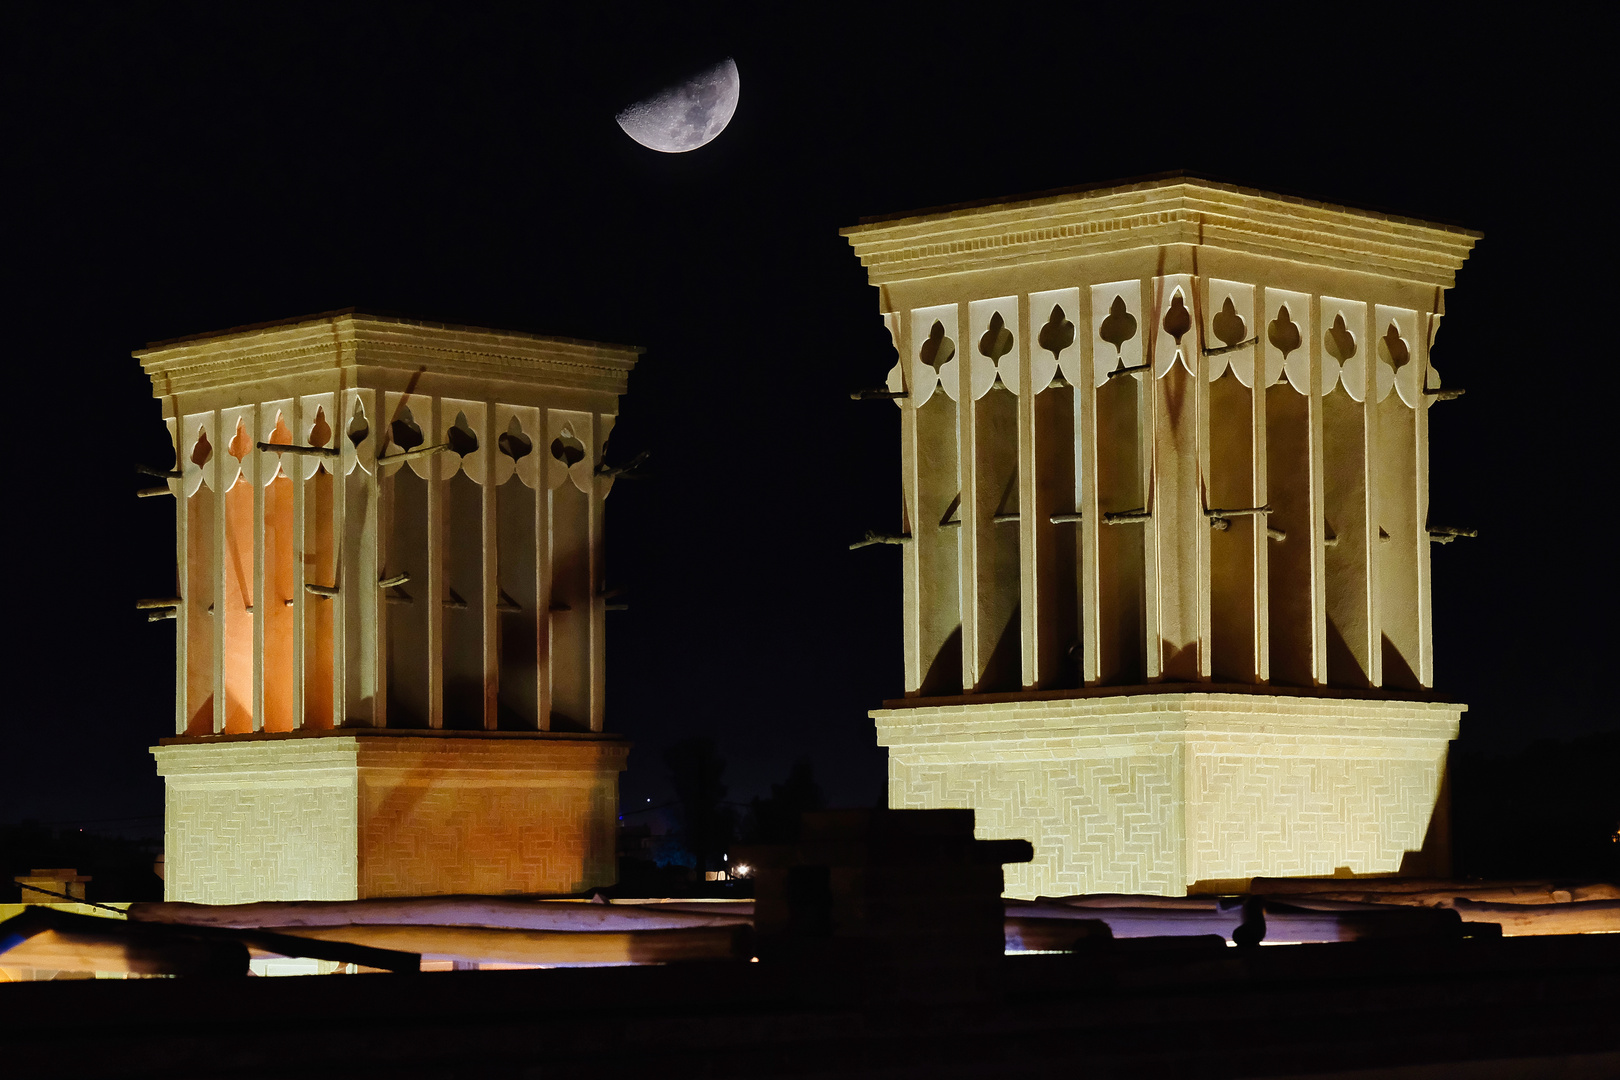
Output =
[{"x1": 3, "y1": 932, "x2": 1616, "y2": 1079}]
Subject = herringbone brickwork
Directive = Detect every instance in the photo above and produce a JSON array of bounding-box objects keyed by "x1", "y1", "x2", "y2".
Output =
[
  {"x1": 875, "y1": 693, "x2": 1460, "y2": 898},
  {"x1": 359, "y1": 775, "x2": 617, "y2": 896},
  {"x1": 154, "y1": 734, "x2": 627, "y2": 903}
]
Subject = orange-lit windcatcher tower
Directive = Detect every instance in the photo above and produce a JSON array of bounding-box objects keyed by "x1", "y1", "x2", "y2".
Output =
[
  {"x1": 139, "y1": 311, "x2": 637, "y2": 903},
  {"x1": 843, "y1": 177, "x2": 1481, "y2": 897}
]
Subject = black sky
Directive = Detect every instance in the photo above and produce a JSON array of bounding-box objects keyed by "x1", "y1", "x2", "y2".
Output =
[{"x1": 2, "y1": 2, "x2": 1611, "y2": 834}]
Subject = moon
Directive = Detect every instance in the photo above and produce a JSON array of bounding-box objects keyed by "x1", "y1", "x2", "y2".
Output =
[{"x1": 615, "y1": 59, "x2": 740, "y2": 154}]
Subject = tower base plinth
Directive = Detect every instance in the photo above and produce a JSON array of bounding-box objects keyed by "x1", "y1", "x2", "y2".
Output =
[
  {"x1": 153, "y1": 731, "x2": 628, "y2": 904},
  {"x1": 874, "y1": 691, "x2": 1461, "y2": 898}
]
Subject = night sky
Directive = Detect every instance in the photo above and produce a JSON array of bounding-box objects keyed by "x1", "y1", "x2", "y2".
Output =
[{"x1": 3, "y1": 5, "x2": 1611, "y2": 847}]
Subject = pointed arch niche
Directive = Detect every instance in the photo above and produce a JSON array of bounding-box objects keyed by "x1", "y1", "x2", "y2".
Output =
[
  {"x1": 547, "y1": 409, "x2": 593, "y2": 731},
  {"x1": 495, "y1": 406, "x2": 541, "y2": 729},
  {"x1": 909, "y1": 304, "x2": 962, "y2": 696}
]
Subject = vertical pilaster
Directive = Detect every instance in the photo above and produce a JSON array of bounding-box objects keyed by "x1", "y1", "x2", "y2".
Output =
[
  {"x1": 291, "y1": 398, "x2": 306, "y2": 730},
  {"x1": 536, "y1": 416, "x2": 552, "y2": 731},
  {"x1": 1077, "y1": 303, "x2": 1100, "y2": 685},
  {"x1": 482, "y1": 403, "x2": 499, "y2": 729},
  {"x1": 588, "y1": 414, "x2": 607, "y2": 732},
  {"x1": 251, "y1": 405, "x2": 266, "y2": 731},
  {"x1": 1308, "y1": 296, "x2": 1328, "y2": 686},
  {"x1": 211, "y1": 408, "x2": 227, "y2": 735},
  {"x1": 1251, "y1": 287, "x2": 1271, "y2": 684},
  {"x1": 1140, "y1": 275, "x2": 1161, "y2": 681},
  {"x1": 426, "y1": 396, "x2": 444, "y2": 729},
  {"x1": 331, "y1": 389, "x2": 350, "y2": 726},
  {"x1": 1194, "y1": 282, "x2": 1214, "y2": 679},
  {"x1": 1016, "y1": 294, "x2": 1038, "y2": 688},
  {"x1": 897, "y1": 316, "x2": 922, "y2": 693},
  {"x1": 171, "y1": 417, "x2": 187, "y2": 735},
  {"x1": 1415, "y1": 308, "x2": 1436, "y2": 688},
  {"x1": 955, "y1": 300, "x2": 978, "y2": 688}
]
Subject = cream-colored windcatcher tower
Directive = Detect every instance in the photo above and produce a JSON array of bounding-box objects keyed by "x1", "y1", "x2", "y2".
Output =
[
  {"x1": 139, "y1": 311, "x2": 637, "y2": 903},
  {"x1": 842, "y1": 176, "x2": 1479, "y2": 897}
]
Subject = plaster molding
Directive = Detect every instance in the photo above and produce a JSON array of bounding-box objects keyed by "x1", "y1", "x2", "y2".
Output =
[{"x1": 843, "y1": 177, "x2": 1480, "y2": 289}]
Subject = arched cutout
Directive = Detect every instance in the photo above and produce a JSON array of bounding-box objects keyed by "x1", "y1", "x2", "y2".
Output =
[
  {"x1": 498, "y1": 416, "x2": 533, "y2": 461},
  {"x1": 191, "y1": 428, "x2": 213, "y2": 468},
  {"x1": 1213, "y1": 296, "x2": 1247, "y2": 348},
  {"x1": 447, "y1": 410, "x2": 479, "y2": 456},
  {"x1": 227, "y1": 417, "x2": 252, "y2": 461},
  {"x1": 978, "y1": 310, "x2": 1014, "y2": 363},
  {"x1": 1268, "y1": 305, "x2": 1302, "y2": 361},
  {"x1": 1325, "y1": 313, "x2": 1358, "y2": 363},
  {"x1": 1099, "y1": 295, "x2": 1137, "y2": 355},
  {"x1": 346, "y1": 401, "x2": 369, "y2": 448},
  {"x1": 308, "y1": 406, "x2": 332, "y2": 448},
  {"x1": 920, "y1": 320, "x2": 955, "y2": 372},
  {"x1": 1163, "y1": 292, "x2": 1192, "y2": 344},
  {"x1": 551, "y1": 428, "x2": 586, "y2": 467},
  {"x1": 267, "y1": 412, "x2": 293, "y2": 446},
  {"x1": 391, "y1": 407, "x2": 424, "y2": 452},
  {"x1": 1379, "y1": 323, "x2": 1410, "y2": 370},
  {"x1": 1038, "y1": 305, "x2": 1074, "y2": 361}
]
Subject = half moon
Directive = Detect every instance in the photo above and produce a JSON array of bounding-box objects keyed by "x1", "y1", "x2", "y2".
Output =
[{"x1": 615, "y1": 58, "x2": 740, "y2": 154}]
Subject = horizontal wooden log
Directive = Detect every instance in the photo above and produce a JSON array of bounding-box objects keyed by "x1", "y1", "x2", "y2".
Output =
[
  {"x1": 1003, "y1": 916, "x2": 1112, "y2": 952},
  {"x1": 136, "y1": 485, "x2": 174, "y2": 498},
  {"x1": 128, "y1": 897, "x2": 754, "y2": 932},
  {"x1": 265, "y1": 923, "x2": 752, "y2": 966},
  {"x1": 1, "y1": 927, "x2": 247, "y2": 977},
  {"x1": 1449, "y1": 899, "x2": 1620, "y2": 936}
]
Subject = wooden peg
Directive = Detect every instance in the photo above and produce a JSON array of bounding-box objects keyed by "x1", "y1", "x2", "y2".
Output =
[
  {"x1": 849, "y1": 531, "x2": 913, "y2": 550},
  {"x1": 850, "y1": 388, "x2": 909, "y2": 401},
  {"x1": 306, "y1": 583, "x2": 339, "y2": 598},
  {"x1": 136, "y1": 597, "x2": 182, "y2": 610},
  {"x1": 1103, "y1": 508, "x2": 1151, "y2": 525},
  {"x1": 257, "y1": 441, "x2": 339, "y2": 457}
]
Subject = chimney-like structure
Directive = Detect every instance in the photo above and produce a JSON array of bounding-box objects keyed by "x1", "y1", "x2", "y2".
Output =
[
  {"x1": 138, "y1": 311, "x2": 636, "y2": 903},
  {"x1": 842, "y1": 176, "x2": 1478, "y2": 897}
]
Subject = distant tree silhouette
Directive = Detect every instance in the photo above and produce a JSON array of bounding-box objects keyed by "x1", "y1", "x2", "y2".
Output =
[
  {"x1": 743, "y1": 759, "x2": 825, "y2": 844},
  {"x1": 662, "y1": 738, "x2": 735, "y2": 877}
]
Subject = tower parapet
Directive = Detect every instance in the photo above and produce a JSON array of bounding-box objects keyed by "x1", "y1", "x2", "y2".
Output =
[{"x1": 842, "y1": 176, "x2": 1478, "y2": 895}]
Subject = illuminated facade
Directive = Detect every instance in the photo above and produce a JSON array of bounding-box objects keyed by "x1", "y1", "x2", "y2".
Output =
[
  {"x1": 139, "y1": 312, "x2": 635, "y2": 902},
  {"x1": 843, "y1": 177, "x2": 1477, "y2": 896}
]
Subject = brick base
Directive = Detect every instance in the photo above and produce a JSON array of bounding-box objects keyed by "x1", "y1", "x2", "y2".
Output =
[
  {"x1": 153, "y1": 732, "x2": 628, "y2": 903},
  {"x1": 873, "y1": 692, "x2": 1461, "y2": 898}
]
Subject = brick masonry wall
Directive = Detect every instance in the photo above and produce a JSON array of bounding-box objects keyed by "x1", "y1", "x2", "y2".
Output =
[
  {"x1": 156, "y1": 740, "x2": 361, "y2": 903},
  {"x1": 876, "y1": 694, "x2": 1461, "y2": 897},
  {"x1": 154, "y1": 735, "x2": 628, "y2": 903}
]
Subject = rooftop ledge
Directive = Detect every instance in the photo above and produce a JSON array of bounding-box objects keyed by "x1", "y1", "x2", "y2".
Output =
[
  {"x1": 156, "y1": 728, "x2": 630, "y2": 747},
  {"x1": 841, "y1": 172, "x2": 1481, "y2": 289},
  {"x1": 878, "y1": 682, "x2": 1464, "y2": 712}
]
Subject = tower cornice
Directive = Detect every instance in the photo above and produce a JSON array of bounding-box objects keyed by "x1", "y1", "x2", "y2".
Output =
[{"x1": 841, "y1": 175, "x2": 1481, "y2": 290}]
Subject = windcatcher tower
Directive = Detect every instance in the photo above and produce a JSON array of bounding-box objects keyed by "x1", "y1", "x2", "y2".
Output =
[
  {"x1": 842, "y1": 176, "x2": 1479, "y2": 897},
  {"x1": 138, "y1": 311, "x2": 637, "y2": 903}
]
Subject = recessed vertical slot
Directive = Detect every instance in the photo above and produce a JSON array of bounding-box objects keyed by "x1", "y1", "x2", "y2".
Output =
[
  {"x1": 386, "y1": 467, "x2": 430, "y2": 728},
  {"x1": 222, "y1": 467, "x2": 254, "y2": 734},
  {"x1": 442, "y1": 470, "x2": 485, "y2": 729},
  {"x1": 184, "y1": 481, "x2": 214, "y2": 735},
  {"x1": 1033, "y1": 385, "x2": 1078, "y2": 688},
  {"x1": 343, "y1": 464, "x2": 375, "y2": 726},
  {"x1": 262, "y1": 463, "x2": 296, "y2": 732},
  {"x1": 1266, "y1": 383, "x2": 1313, "y2": 686},
  {"x1": 1376, "y1": 396, "x2": 1421, "y2": 689},
  {"x1": 1324, "y1": 386, "x2": 1373, "y2": 687},
  {"x1": 1154, "y1": 362, "x2": 1200, "y2": 680},
  {"x1": 973, "y1": 387, "x2": 1020, "y2": 692},
  {"x1": 1095, "y1": 373, "x2": 1144, "y2": 684},
  {"x1": 916, "y1": 393, "x2": 962, "y2": 696},
  {"x1": 549, "y1": 481, "x2": 591, "y2": 730},
  {"x1": 497, "y1": 475, "x2": 538, "y2": 729},
  {"x1": 1209, "y1": 370, "x2": 1256, "y2": 683},
  {"x1": 303, "y1": 465, "x2": 334, "y2": 729}
]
